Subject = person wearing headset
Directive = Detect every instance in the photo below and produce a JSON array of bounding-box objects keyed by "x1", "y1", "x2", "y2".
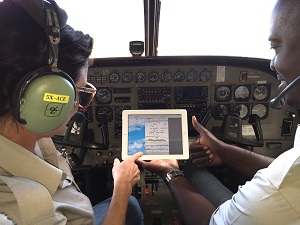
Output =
[
  {"x1": 0, "y1": 0, "x2": 143, "y2": 225},
  {"x1": 137, "y1": 0, "x2": 300, "y2": 224}
]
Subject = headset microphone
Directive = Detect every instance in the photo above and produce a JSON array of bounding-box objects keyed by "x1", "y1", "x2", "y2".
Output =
[
  {"x1": 70, "y1": 111, "x2": 85, "y2": 123},
  {"x1": 63, "y1": 111, "x2": 86, "y2": 146},
  {"x1": 270, "y1": 75, "x2": 300, "y2": 110}
]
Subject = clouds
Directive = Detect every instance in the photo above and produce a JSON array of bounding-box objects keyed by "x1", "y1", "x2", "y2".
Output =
[
  {"x1": 128, "y1": 138, "x2": 145, "y2": 155},
  {"x1": 128, "y1": 125, "x2": 144, "y2": 132},
  {"x1": 129, "y1": 140, "x2": 144, "y2": 151}
]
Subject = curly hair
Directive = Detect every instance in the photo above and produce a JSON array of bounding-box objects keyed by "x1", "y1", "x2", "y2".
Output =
[{"x1": 0, "y1": 0, "x2": 93, "y2": 121}]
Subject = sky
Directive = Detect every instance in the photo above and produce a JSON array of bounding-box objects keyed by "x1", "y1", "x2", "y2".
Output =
[
  {"x1": 128, "y1": 123, "x2": 145, "y2": 155},
  {"x1": 56, "y1": 0, "x2": 277, "y2": 59}
]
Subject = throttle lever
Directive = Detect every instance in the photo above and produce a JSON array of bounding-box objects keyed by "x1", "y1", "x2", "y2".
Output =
[
  {"x1": 247, "y1": 114, "x2": 264, "y2": 146},
  {"x1": 201, "y1": 105, "x2": 214, "y2": 126},
  {"x1": 218, "y1": 113, "x2": 264, "y2": 147},
  {"x1": 97, "y1": 123, "x2": 109, "y2": 149},
  {"x1": 199, "y1": 106, "x2": 264, "y2": 147}
]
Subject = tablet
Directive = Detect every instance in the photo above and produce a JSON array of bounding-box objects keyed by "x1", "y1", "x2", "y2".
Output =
[{"x1": 122, "y1": 109, "x2": 189, "y2": 160}]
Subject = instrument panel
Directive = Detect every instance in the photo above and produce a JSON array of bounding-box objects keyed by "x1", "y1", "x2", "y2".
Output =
[
  {"x1": 52, "y1": 56, "x2": 299, "y2": 224},
  {"x1": 54, "y1": 56, "x2": 299, "y2": 166}
]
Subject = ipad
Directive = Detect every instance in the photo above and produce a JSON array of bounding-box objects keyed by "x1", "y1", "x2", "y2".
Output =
[{"x1": 122, "y1": 109, "x2": 189, "y2": 160}]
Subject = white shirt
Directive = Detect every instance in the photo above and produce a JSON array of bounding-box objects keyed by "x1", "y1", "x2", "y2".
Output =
[{"x1": 210, "y1": 127, "x2": 300, "y2": 225}]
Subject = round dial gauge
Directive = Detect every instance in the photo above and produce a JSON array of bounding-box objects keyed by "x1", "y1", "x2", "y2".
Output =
[
  {"x1": 109, "y1": 72, "x2": 119, "y2": 83},
  {"x1": 187, "y1": 71, "x2": 198, "y2": 82},
  {"x1": 235, "y1": 86, "x2": 250, "y2": 99},
  {"x1": 95, "y1": 88, "x2": 112, "y2": 104},
  {"x1": 199, "y1": 70, "x2": 211, "y2": 82},
  {"x1": 215, "y1": 104, "x2": 230, "y2": 120},
  {"x1": 122, "y1": 72, "x2": 133, "y2": 83},
  {"x1": 234, "y1": 104, "x2": 249, "y2": 119},
  {"x1": 96, "y1": 106, "x2": 113, "y2": 123},
  {"x1": 161, "y1": 72, "x2": 172, "y2": 82},
  {"x1": 148, "y1": 72, "x2": 159, "y2": 82},
  {"x1": 252, "y1": 104, "x2": 267, "y2": 118},
  {"x1": 174, "y1": 71, "x2": 185, "y2": 82},
  {"x1": 115, "y1": 105, "x2": 131, "y2": 122},
  {"x1": 215, "y1": 86, "x2": 231, "y2": 102},
  {"x1": 253, "y1": 85, "x2": 269, "y2": 101},
  {"x1": 135, "y1": 72, "x2": 146, "y2": 83}
]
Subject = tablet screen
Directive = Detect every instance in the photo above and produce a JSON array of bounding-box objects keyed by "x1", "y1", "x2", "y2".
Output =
[{"x1": 122, "y1": 109, "x2": 189, "y2": 160}]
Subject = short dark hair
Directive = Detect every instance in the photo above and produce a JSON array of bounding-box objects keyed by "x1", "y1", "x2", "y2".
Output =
[
  {"x1": 0, "y1": 0, "x2": 93, "y2": 119},
  {"x1": 58, "y1": 25, "x2": 94, "y2": 83}
]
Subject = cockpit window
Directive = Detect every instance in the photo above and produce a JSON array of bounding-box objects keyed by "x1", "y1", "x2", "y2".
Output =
[{"x1": 56, "y1": 0, "x2": 277, "y2": 59}]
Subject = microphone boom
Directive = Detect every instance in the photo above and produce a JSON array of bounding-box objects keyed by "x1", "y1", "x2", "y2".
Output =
[{"x1": 270, "y1": 75, "x2": 300, "y2": 109}]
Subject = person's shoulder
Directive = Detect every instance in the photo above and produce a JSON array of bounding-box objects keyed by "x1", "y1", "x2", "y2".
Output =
[{"x1": 260, "y1": 147, "x2": 300, "y2": 188}]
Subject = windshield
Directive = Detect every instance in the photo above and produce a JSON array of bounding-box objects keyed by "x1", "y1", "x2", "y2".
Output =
[{"x1": 56, "y1": 0, "x2": 277, "y2": 59}]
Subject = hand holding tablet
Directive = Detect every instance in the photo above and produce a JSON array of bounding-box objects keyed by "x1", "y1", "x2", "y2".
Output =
[{"x1": 122, "y1": 109, "x2": 189, "y2": 160}]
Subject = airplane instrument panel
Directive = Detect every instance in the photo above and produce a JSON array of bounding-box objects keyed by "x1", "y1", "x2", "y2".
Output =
[{"x1": 53, "y1": 56, "x2": 299, "y2": 225}]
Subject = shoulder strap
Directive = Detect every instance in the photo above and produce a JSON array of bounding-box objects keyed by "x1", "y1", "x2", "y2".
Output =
[{"x1": 0, "y1": 176, "x2": 55, "y2": 225}]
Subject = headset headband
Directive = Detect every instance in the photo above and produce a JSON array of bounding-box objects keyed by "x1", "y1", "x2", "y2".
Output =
[
  {"x1": 12, "y1": 0, "x2": 68, "y2": 28},
  {"x1": 12, "y1": 0, "x2": 68, "y2": 69}
]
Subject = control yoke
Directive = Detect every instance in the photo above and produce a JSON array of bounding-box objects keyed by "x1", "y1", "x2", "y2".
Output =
[
  {"x1": 52, "y1": 111, "x2": 110, "y2": 166},
  {"x1": 201, "y1": 106, "x2": 264, "y2": 147}
]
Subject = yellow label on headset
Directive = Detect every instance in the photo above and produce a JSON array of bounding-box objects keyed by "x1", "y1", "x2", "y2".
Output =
[{"x1": 43, "y1": 93, "x2": 70, "y2": 103}]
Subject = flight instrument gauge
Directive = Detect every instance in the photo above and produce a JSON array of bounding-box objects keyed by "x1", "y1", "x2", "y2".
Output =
[
  {"x1": 95, "y1": 88, "x2": 112, "y2": 104},
  {"x1": 235, "y1": 85, "x2": 250, "y2": 98},
  {"x1": 234, "y1": 85, "x2": 250, "y2": 102},
  {"x1": 161, "y1": 72, "x2": 172, "y2": 82},
  {"x1": 233, "y1": 104, "x2": 249, "y2": 119},
  {"x1": 96, "y1": 106, "x2": 113, "y2": 123},
  {"x1": 148, "y1": 72, "x2": 159, "y2": 82},
  {"x1": 252, "y1": 104, "x2": 268, "y2": 119},
  {"x1": 215, "y1": 85, "x2": 231, "y2": 102},
  {"x1": 135, "y1": 72, "x2": 146, "y2": 83},
  {"x1": 174, "y1": 71, "x2": 185, "y2": 82},
  {"x1": 253, "y1": 85, "x2": 269, "y2": 101},
  {"x1": 109, "y1": 72, "x2": 120, "y2": 83},
  {"x1": 187, "y1": 71, "x2": 198, "y2": 82},
  {"x1": 214, "y1": 104, "x2": 230, "y2": 120},
  {"x1": 199, "y1": 70, "x2": 211, "y2": 82},
  {"x1": 115, "y1": 105, "x2": 131, "y2": 122},
  {"x1": 122, "y1": 72, "x2": 133, "y2": 83}
]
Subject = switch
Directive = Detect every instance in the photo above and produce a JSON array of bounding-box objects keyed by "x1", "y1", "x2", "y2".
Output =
[{"x1": 281, "y1": 118, "x2": 293, "y2": 136}]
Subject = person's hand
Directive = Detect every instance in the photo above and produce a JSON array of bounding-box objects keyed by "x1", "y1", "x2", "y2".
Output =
[
  {"x1": 189, "y1": 142, "x2": 214, "y2": 168},
  {"x1": 136, "y1": 159, "x2": 179, "y2": 179},
  {"x1": 112, "y1": 152, "x2": 143, "y2": 188},
  {"x1": 190, "y1": 116, "x2": 225, "y2": 167}
]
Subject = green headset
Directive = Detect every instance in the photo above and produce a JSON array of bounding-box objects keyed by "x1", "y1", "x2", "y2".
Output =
[{"x1": 12, "y1": 0, "x2": 77, "y2": 133}]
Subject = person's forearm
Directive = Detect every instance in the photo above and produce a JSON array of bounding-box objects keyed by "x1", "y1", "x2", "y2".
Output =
[
  {"x1": 167, "y1": 176, "x2": 215, "y2": 225},
  {"x1": 221, "y1": 143, "x2": 274, "y2": 178},
  {"x1": 101, "y1": 184, "x2": 132, "y2": 225}
]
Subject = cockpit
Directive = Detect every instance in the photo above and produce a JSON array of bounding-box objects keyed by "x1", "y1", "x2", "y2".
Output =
[{"x1": 52, "y1": 1, "x2": 298, "y2": 224}]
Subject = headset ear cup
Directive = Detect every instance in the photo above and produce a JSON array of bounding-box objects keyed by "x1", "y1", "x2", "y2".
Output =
[{"x1": 14, "y1": 69, "x2": 76, "y2": 134}]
